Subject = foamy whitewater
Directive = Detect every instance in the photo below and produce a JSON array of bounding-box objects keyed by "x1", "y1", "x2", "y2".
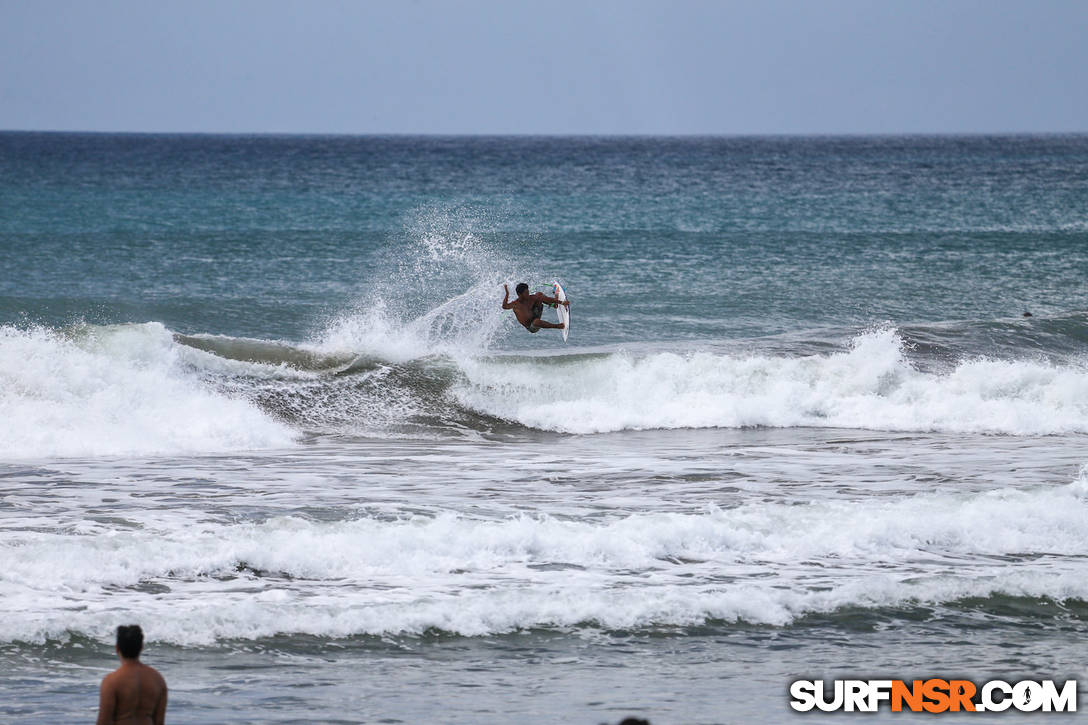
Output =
[
  {"x1": 3, "y1": 133, "x2": 1088, "y2": 723},
  {"x1": 0, "y1": 323, "x2": 297, "y2": 458},
  {"x1": 7, "y1": 469, "x2": 1088, "y2": 645},
  {"x1": 5, "y1": 319, "x2": 1088, "y2": 461}
]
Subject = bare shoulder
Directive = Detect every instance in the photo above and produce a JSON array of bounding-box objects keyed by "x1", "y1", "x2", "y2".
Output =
[
  {"x1": 144, "y1": 664, "x2": 167, "y2": 687},
  {"x1": 100, "y1": 667, "x2": 121, "y2": 688}
]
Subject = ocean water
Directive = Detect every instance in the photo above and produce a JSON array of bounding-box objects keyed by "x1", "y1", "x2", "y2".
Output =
[{"x1": 2, "y1": 132, "x2": 1088, "y2": 723}]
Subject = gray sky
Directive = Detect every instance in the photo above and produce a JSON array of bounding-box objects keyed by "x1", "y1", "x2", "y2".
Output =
[{"x1": 2, "y1": 0, "x2": 1085, "y2": 135}]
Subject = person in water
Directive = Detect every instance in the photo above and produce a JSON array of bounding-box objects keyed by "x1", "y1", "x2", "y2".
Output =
[
  {"x1": 97, "y1": 625, "x2": 167, "y2": 725},
  {"x1": 502, "y1": 282, "x2": 569, "y2": 333}
]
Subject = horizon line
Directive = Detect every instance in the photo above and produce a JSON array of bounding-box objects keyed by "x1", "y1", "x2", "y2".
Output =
[{"x1": 4, "y1": 128, "x2": 1088, "y2": 139}]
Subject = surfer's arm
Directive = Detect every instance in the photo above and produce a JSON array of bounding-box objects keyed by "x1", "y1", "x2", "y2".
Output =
[
  {"x1": 538, "y1": 293, "x2": 569, "y2": 307},
  {"x1": 501, "y1": 285, "x2": 515, "y2": 309}
]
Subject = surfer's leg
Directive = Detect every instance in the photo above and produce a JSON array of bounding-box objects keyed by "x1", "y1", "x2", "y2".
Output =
[{"x1": 530, "y1": 319, "x2": 564, "y2": 329}]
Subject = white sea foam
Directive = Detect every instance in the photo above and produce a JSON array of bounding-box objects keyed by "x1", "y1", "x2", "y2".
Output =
[
  {"x1": 454, "y1": 329, "x2": 1088, "y2": 435},
  {"x1": 0, "y1": 323, "x2": 296, "y2": 459},
  {"x1": 3, "y1": 471, "x2": 1087, "y2": 644},
  {"x1": 6, "y1": 321, "x2": 1087, "y2": 458}
]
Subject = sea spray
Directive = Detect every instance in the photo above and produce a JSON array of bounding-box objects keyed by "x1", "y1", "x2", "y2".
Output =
[{"x1": 312, "y1": 205, "x2": 532, "y2": 360}]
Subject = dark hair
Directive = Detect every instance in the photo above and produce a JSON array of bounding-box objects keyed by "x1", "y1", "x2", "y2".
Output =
[
  {"x1": 116, "y1": 625, "x2": 144, "y2": 659},
  {"x1": 515, "y1": 282, "x2": 529, "y2": 294}
]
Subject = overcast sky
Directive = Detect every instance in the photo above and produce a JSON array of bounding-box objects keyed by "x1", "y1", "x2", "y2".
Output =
[{"x1": 1, "y1": 0, "x2": 1085, "y2": 135}]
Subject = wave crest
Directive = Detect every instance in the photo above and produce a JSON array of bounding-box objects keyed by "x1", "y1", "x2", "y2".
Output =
[
  {"x1": 5, "y1": 321, "x2": 1088, "y2": 459},
  {"x1": 455, "y1": 329, "x2": 1088, "y2": 434},
  {"x1": 0, "y1": 323, "x2": 296, "y2": 458}
]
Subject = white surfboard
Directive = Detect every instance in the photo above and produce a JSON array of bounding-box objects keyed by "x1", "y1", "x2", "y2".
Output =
[{"x1": 553, "y1": 280, "x2": 569, "y2": 342}]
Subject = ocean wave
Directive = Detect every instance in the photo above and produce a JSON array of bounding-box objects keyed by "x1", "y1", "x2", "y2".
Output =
[
  {"x1": 173, "y1": 332, "x2": 354, "y2": 371},
  {"x1": 3, "y1": 471, "x2": 1087, "y2": 644},
  {"x1": 5, "y1": 317, "x2": 1088, "y2": 460},
  {"x1": 192, "y1": 319, "x2": 1088, "y2": 438},
  {"x1": 0, "y1": 323, "x2": 297, "y2": 459},
  {"x1": 455, "y1": 328, "x2": 1088, "y2": 435}
]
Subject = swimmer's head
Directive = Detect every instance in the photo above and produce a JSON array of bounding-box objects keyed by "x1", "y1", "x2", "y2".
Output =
[{"x1": 116, "y1": 624, "x2": 144, "y2": 659}]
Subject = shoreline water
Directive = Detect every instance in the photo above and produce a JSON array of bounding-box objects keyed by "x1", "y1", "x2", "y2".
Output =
[{"x1": 4, "y1": 428, "x2": 1088, "y2": 722}]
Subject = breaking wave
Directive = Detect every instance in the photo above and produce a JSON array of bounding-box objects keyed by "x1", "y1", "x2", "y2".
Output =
[
  {"x1": 4, "y1": 316, "x2": 1088, "y2": 460},
  {"x1": 4, "y1": 468, "x2": 1088, "y2": 644},
  {"x1": 0, "y1": 323, "x2": 296, "y2": 459},
  {"x1": 455, "y1": 328, "x2": 1088, "y2": 435}
]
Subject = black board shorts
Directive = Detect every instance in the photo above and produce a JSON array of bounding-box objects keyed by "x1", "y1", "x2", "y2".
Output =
[{"x1": 526, "y1": 301, "x2": 544, "y2": 332}]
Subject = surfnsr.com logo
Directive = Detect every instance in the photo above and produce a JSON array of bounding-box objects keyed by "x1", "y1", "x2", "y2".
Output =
[{"x1": 789, "y1": 679, "x2": 1077, "y2": 713}]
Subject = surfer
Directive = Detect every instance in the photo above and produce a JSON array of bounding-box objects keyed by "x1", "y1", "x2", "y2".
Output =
[
  {"x1": 503, "y1": 282, "x2": 569, "y2": 333},
  {"x1": 97, "y1": 625, "x2": 167, "y2": 725}
]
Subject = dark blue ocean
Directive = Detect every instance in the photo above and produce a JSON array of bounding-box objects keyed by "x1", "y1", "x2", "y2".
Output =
[{"x1": 2, "y1": 133, "x2": 1088, "y2": 723}]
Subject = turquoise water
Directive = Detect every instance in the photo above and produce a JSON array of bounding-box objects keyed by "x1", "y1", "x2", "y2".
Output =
[
  {"x1": 4, "y1": 134, "x2": 1087, "y2": 342},
  {"x1": 2, "y1": 133, "x2": 1088, "y2": 723}
]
